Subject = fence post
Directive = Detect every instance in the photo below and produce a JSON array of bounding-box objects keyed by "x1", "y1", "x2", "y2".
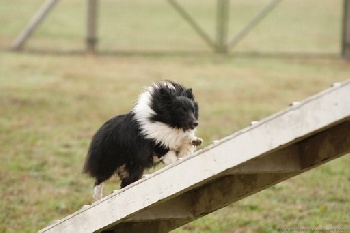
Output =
[
  {"x1": 343, "y1": 0, "x2": 350, "y2": 59},
  {"x1": 216, "y1": 0, "x2": 229, "y2": 53},
  {"x1": 87, "y1": 0, "x2": 99, "y2": 53}
]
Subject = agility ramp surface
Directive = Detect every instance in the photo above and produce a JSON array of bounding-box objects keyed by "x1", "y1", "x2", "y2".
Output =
[{"x1": 39, "y1": 81, "x2": 350, "y2": 233}]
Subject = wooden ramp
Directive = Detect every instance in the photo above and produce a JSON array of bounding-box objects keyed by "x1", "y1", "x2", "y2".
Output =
[{"x1": 39, "y1": 81, "x2": 350, "y2": 233}]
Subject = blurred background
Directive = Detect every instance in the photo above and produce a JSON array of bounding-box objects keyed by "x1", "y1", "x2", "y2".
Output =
[{"x1": 0, "y1": 0, "x2": 349, "y2": 232}]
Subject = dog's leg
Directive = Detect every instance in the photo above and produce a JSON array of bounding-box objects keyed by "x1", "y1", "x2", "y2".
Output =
[
  {"x1": 120, "y1": 164, "x2": 144, "y2": 188},
  {"x1": 162, "y1": 150, "x2": 178, "y2": 165},
  {"x1": 152, "y1": 155, "x2": 162, "y2": 163},
  {"x1": 177, "y1": 144, "x2": 195, "y2": 158},
  {"x1": 93, "y1": 183, "x2": 104, "y2": 201},
  {"x1": 116, "y1": 164, "x2": 129, "y2": 179},
  {"x1": 186, "y1": 130, "x2": 203, "y2": 147},
  {"x1": 177, "y1": 135, "x2": 203, "y2": 158},
  {"x1": 142, "y1": 156, "x2": 158, "y2": 178}
]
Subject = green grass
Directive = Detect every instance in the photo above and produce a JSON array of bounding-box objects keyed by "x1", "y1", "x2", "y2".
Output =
[{"x1": 0, "y1": 0, "x2": 349, "y2": 232}]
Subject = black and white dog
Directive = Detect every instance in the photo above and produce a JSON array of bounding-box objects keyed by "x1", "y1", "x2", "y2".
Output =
[{"x1": 83, "y1": 81, "x2": 202, "y2": 200}]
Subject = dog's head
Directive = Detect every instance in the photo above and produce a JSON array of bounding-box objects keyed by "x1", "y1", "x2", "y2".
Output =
[{"x1": 150, "y1": 84, "x2": 199, "y2": 131}]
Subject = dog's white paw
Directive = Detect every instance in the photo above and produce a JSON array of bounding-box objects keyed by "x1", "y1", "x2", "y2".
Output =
[
  {"x1": 177, "y1": 145, "x2": 195, "y2": 158},
  {"x1": 93, "y1": 183, "x2": 104, "y2": 201}
]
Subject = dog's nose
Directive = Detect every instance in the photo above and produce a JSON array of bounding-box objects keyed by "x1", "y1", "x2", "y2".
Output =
[{"x1": 193, "y1": 121, "x2": 198, "y2": 127}]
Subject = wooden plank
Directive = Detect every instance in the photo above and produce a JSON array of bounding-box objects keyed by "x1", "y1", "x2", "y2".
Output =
[
  {"x1": 227, "y1": 145, "x2": 301, "y2": 174},
  {"x1": 109, "y1": 219, "x2": 187, "y2": 233},
  {"x1": 182, "y1": 121, "x2": 350, "y2": 226},
  {"x1": 38, "y1": 81, "x2": 350, "y2": 233},
  {"x1": 127, "y1": 195, "x2": 194, "y2": 221},
  {"x1": 300, "y1": 121, "x2": 350, "y2": 170},
  {"x1": 118, "y1": 120, "x2": 350, "y2": 231}
]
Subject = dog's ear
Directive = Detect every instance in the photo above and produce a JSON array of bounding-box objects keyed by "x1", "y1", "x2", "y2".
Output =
[
  {"x1": 159, "y1": 88, "x2": 175, "y2": 102},
  {"x1": 182, "y1": 88, "x2": 194, "y2": 99}
]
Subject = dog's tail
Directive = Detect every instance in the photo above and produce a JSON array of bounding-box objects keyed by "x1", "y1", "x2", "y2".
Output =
[
  {"x1": 82, "y1": 130, "x2": 119, "y2": 186},
  {"x1": 82, "y1": 146, "x2": 95, "y2": 176},
  {"x1": 83, "y1": 126, "x2": 106, "y2": 178}
]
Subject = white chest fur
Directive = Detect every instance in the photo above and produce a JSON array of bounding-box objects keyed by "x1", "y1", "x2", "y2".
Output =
[{"x1": 140, "y1": 121, "x2": 196, "y2": 150}]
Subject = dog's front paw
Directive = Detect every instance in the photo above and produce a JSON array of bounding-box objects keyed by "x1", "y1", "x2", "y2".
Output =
[{"x1": 191, "y1": 138, "x2": 203, "y2": 146}]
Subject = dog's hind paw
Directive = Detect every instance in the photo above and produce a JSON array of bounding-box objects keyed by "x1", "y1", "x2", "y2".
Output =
[
  {"x1": 142, "y1": 174, "x2": 152, "y2": 179},
  {"x1": 191, "y1": 138, "x2": 203, "y2": 146},
  {"x1": 93, "y1": 183, "x2": 104, "y2": 201}
]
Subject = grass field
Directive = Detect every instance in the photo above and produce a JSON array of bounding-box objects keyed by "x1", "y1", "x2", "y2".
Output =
[{"x1": 0, "y1": 0, "x2": 349, "y2": 232}]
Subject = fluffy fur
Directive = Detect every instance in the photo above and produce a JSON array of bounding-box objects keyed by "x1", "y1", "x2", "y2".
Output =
[{"x1": 83, "y1": 81, "x2": 202, "y2": 200}]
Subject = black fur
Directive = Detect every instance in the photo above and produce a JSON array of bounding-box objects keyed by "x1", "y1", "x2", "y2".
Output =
[
  {"x1": 150, "y1": 83, "x2": 198, "y2": 131},
  {"x1": 83, "y1": 81, "x2": 199, "y2": 189}
]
